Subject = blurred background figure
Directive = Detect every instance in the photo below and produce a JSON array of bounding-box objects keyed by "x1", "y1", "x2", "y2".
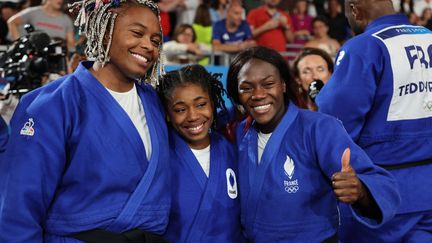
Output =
[
  {"x1": 324, "y1": 0, "x2": 350, "y2": 44},
  {"x1": 210, "y1": 0, "x2": 228, "y2": 24},
  {"x1": 192, "y1": 3, "x2": 212, "y2": 65},
  {"x1": 212, "y1": 1, "x2": 255, "y2": 54},
  {"x1": 247, "y1": 0, "x2": 294, "y2": 52},
  {"x1": 158, "y1": 0, "x2": 184, "y2": 41},
  {"x1": 292, "y1": 47, "x2": 333, "y2": 111},
  {"x1": 291, "y1": 0, "x2": 313, "y2": 45},
  {"x1": 414, "y1": 0, "x2": 432, "y2": 18},
  {"x1": 304, "y1": 16, "x2": 340, "y2": 60},
  {"x1": 418, "y1": 7, "x2": 431, "y2": 26},
  {"x1": 7, "y1": 0, "x2": 74, "y2": 53},
  {"x1": 407, "y1": 11, "x2": 419, "y2": 24},
  {"x1": 0, "y1": 0, "x2": 21, "y2": 44},
  {"x1": 164, "y1": 23, "x2": 211, "y2": 65},
  {"x1": 174, "y1": 0, "x2": 199, "y2": 27}
]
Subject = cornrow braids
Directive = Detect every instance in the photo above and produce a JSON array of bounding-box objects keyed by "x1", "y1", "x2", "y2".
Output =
[
  {"x1": 157, "y1": 64, "x2": 228, "y2": 128},
  {"x1": 69, "y1": 0, "x2": 164, "y2": 86}
]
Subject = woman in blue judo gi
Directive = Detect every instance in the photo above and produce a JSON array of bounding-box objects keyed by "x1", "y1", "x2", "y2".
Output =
[
  {"x1": 0, "y1": 0, "x2": 171, "y2": 242},
  {"x1": 157, "y1": 64, "x2": 244, "y2": 242},
  {"x1": 226, "y1": 46, "x2": 401, "y2": 242}
]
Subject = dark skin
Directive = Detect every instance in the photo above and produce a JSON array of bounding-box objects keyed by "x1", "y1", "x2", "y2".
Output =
[
  {"x1": 332, "y1": 148, "x2": 382, "y2": 220},
  {"x1": 345, "y1": 0, "x2": 395, "y2": 35},
  {"x1": 238, "y1": 58, "x2": 381, "y2": 220}
]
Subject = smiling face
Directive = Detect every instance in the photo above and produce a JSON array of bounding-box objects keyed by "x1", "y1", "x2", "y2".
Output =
[
  {"x1": 296, "y1": 54, "x2": 332, "y2": 91},
  {"x1": 167, "y1": 83, "x2": 213, "y2": 149},
  {"x1": 106, "y1": 5, "x2": 161, "y2": 81},
  {"x1": 237, "y1": 58, "x2": 286, "y2": 133}
]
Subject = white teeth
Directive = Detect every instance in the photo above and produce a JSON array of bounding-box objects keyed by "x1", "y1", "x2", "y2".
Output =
[
  {"x1": 253, "y1": 104, "x2": 271, "y2": 111},
  {"x1": 189, "y1": 123, "x2": 204, "y2": 131},
  {"x1": 131, "y1": 53, "x2": 148, "y2": 63}
]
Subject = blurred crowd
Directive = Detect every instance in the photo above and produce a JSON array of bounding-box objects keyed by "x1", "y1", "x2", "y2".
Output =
[{"x1": 0, "y1": 0, "x2": 431, "y2": 69}]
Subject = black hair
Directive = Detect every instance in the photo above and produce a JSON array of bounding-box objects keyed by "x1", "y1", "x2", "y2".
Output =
[
  {"x1": 312, "y1": 15, "x2": 330, "y2": 27},
  {"x1": 157, "y1": 64, "x2": 227, "y2": 128},
  {"x1": 292, "y1": 47, "x2": 334, "y2": 79},
  {"x1": 226, "y1": 46, "x2": 295, "y2": 106}
]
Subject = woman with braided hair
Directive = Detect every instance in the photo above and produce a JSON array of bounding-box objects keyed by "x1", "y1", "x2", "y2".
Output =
[
  {"x1": 0, "y1": 0, "x2": 171, "y2": 242},
  {"x1": 157, "y1": 64, "x2": 244, "y2": 242}
]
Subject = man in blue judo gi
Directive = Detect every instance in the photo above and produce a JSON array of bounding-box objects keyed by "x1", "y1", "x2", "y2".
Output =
[
  {"x1": 0, "y1": 0, "x2": 171, "y2": 242},
  {"x1": 316, "y1": 0, "x2": 432, "y2": 241}
]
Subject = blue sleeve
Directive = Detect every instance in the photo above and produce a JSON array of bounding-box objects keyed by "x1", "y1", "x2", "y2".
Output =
[
  {"x1": 0, "y1": 89, "x2": 69, "y2": 241},
  {"x1": 312, "y1": 116, "x2": 400, "y2": 228},
  {"x1": 242, "y1": 21, "x2": 253, "y2": 40},
  {"x1": 211, "y1": 21, "x2": 223, "y2": 41},
  {"x1": 316, "y1": 45, "x2": 381, "y2": 141},
  {"x1": 0, "y1": 116, "x2": 8, "y2": 153}
]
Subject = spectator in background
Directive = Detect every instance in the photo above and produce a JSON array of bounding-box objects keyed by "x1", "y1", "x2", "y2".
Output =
[
  {"x1": 304, "y1": 16, "x2": 340, "y2": 59},
  {"x1": 418, "y1": 7, "x2": 431, "y2": 26},
  {"x1": 291, "y1": 0, "x2": 313, "y2": 45},
  {"x1": 392, "y1": 0, "x2": 414, "y2": 13},
  {"x1": 210, "y1": 0, "x2": 228, "y2": 24},
  {"x1": 247, "y1": 0, "x2": 294, "y2": 52},
  {"x1": 0, "y1": 1, "x2": 20, "y2": 44},
  {"x1": 175, "y1": 0, "x2": 199, "y2": 26},
  {"x1": 413, "y1": 0, "x2": 432, "y2": 17},
  {"x1": 193, "y1": 3, "x2": 212, "y2": 65},
  {"x1": 7, "y1": 0, "x2": 75, "y2": 53},
  {"x1": 292, "y1": 47, "x2": 333, "y2": 111},
  {"x1": 325, "y1": 0, "x2": 350, "y2": 44},
  {"x1": 212, "y1": 1, "x2": 255, "y2": 53},
  {"x1": 287, "y1": 0, "x2": 313, "y2": 61},
  {"x1": 158, "y1": 0, "x2": 182, "y2": 41},
  {"x1": 407, "y1": 11, "x2": 419, "y2": 24},
  {"x1": 242, "y1": 0, "x2": 261, "y2": 14},
  {"x1": 164, "y1": 24, "x2": 211, "y2": 65},
  {"x1": 427, "y1": 14, "x2": 432, "y2": 29}
]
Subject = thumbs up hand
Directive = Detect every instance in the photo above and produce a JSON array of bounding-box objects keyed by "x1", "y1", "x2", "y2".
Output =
[{"x1": 331, "y1": 148, "x2": 366, "y2": 204}]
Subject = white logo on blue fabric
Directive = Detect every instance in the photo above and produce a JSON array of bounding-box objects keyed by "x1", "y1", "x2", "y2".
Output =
[
  {"x1": 336, "y1": 50, "x2": 345, "y2": 66},
  {"x1": 20, "y1": 118, "x2": 35, "y2": 136},
  {"x1": 226, "y1": 168, "x2": 238, "y2": 199},
  {"x1": 283, "y1": 155, "x2": 299, "y2": 193}
]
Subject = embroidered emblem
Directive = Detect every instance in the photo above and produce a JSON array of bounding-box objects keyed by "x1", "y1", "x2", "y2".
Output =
[
  {"x1": 336, "y1": 50, "x2": 345, "y2": 66},
  {"x1": 226, "y1": 168, "x2": 238, "y2": 199},
  {"x1": 423, "y1": 100, "x2": 432, "y2": 112},
  {"x1": 283, "y1": 155, "x2": 299, "y2": 193},
  {"x1": 20, "y1": 118, "x2": 35, "y2": 136},
  {"x1": 284, "y1": 155, "x2": 295, "y2": 179}
]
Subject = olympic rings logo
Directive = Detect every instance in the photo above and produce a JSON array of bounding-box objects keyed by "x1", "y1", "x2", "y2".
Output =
[{"x1": 285, "y1": 185, "x2": 299, "y2": 193}]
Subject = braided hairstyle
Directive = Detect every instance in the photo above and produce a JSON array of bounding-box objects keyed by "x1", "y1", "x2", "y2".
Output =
[
  {"x1": 157, "y1": 64, "x2": 228, "y2": 128},
  {"x1": 69, "y1": 0, "x2": 163, "y2": 85}
]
